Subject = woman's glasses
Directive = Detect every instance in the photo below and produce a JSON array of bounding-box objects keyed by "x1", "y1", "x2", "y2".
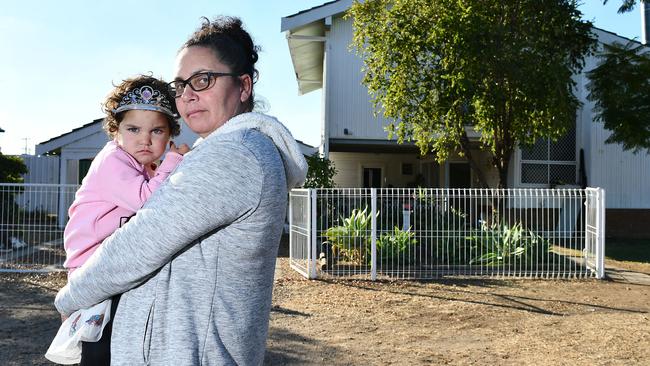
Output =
[{"x1": 168, "y1": 71, "x2": 239, "y2": 98}]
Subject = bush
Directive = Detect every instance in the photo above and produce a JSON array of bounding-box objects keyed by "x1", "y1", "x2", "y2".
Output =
[
  {"x1": 303, "y1": 153, "x2": 337, "y2": 188},
  {"x1": 467, "y1": 222, "x2": 549, "y2": 266},
  {"x1": 374, "y1": 226, "x2": 418, "y2": 265}
]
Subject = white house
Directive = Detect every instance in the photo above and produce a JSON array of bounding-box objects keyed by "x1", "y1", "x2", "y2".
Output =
[
  {"x1": 281, "y1": 0, "x2": 650, "y2": 237},
  {"x1": 33, "y1": 118, "x2": 316, "y2": 185},
  {"x1": 34, "y1": 118, "x2": 200, "y2": 185},
  {"x1": 28, "y1": 117, "x2": 314, "y2": 228}
]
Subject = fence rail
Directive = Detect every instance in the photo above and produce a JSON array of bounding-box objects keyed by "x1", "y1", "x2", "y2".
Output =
[
  {"x1": 289, "y1": 188, "x2": 606, "y2": 280},
  {"x1": 0, "y1": 183, "x2": 78, "y2": 272}
]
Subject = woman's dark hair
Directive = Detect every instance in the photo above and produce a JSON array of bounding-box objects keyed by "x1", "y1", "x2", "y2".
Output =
[
  {"x1": 182, "y1": 16, "x2": 260, "y2": 112},
  {"x1": 102, "y1": 75, "x2": 180, "y2": 138}
]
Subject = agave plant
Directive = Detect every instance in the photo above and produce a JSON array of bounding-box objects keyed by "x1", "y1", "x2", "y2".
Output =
[
  {"x1": 323, "y1": 207, "x2": 377, "y2": 264},
  {"x1": 468, "y1": 222, "x2": 549, "y2": 266},
  {"x1": 373, "y1": 226, "x2": 418, "y2": 265}
]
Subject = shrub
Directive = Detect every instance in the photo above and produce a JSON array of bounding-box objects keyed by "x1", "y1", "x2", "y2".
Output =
[
  {"x1": 374, "y1": 226, "x2": 418, "y2": 265},
  {"x1": 467, "y1": 221, "x2": 549, "y2": 266}
]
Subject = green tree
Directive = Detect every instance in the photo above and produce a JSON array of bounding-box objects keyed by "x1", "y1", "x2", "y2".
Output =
[
  {"x1": 0, "y1": 153, "x2": 27, "y2": 183},
  {"x1": 303, "y1": 153, "x2": 337, "y2": 188},
  {"x1": 0, "y1": 154, "x2": 27, "y2": 248},
  {"x1": 587, "y1": 41, "x2": 650, "y2": 152},
  {"x1": 602, "y1": 0, "x2": 645, "y2": 13},
  {"x1": 348, "y1": 0, "x2": 596, "y2": 187}
]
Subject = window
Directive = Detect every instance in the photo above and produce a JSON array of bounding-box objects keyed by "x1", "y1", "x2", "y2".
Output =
[
  {"x1": 401, "y1": 163, "x2": 413, "y2": 175},
  {"x1": 520, "y1": 126, "x2": 576, "y2": 185},
  {"x1": 78, "y1": 159, "x2": 93, "y2": 184}
]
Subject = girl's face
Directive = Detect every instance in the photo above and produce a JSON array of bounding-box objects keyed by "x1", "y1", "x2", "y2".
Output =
[
  {"x1": 173, "y1": 46, "x2": 252, "y2": 137},
  {"x1": 116, "y1": 110, "x2": 171, "y2": 167}
]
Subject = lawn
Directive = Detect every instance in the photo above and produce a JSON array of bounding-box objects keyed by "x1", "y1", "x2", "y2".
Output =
[{"x1": 606, "y1": 238, "x2": 650, "y2": 263}]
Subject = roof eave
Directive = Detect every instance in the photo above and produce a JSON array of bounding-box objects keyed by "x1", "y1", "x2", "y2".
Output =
[{"x1": 281, "y1": 0, "x2": 355, "y2": 95}]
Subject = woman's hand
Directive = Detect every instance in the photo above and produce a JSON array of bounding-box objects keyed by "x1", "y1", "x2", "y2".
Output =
[{"x1": 169, "y1": 141, "x2": 190, "y2": 155}]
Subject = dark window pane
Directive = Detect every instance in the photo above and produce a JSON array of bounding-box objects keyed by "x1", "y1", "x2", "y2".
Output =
[
  {"x1": 550, "y1": 126, "x2": 576, "y2": 161},
  {"x1": 549, "y1": 164, "x2": 577, "y2": 185},
  {"x1": 78, "y1": 159, "x2": 93, "y2": 184},
  {"x1": 521, "y1": 138, "x2": 548, "y2": 160},
  {"x1": 521, "y1": 163, "x2": 548, "y2": 184}
]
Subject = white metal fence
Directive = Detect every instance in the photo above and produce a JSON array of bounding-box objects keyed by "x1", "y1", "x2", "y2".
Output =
[
  {"x1": 0, "y1": 183, "x2": 78, "y2": 272},
  {"x1": 289, "y1": 188, "x2": 606, "y2": 280}
]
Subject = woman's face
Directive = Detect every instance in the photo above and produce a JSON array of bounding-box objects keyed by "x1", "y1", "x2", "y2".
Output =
[{"x1": 174, "y1": 46, "x2": 251, "y2": 137}]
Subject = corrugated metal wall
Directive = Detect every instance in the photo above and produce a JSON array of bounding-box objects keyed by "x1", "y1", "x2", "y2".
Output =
[
  {"x1": 20, "y1": 155, "x2": 59, "y2": 184},
  {"x1": 579, "y1": 30, "x2": 650, "y2": 209},
  {"x1": 327, "y1": 16, "x2": 395, "y2": 140}
]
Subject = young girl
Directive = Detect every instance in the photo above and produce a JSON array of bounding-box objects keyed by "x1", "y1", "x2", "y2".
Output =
[{"x1": 46, "y1": 75, "x2": 189, "y2": 365}]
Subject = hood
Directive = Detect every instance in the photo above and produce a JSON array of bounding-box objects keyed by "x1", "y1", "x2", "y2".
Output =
[{"x1": 197, "y1": 112, "x2": 308, "y2": 189}]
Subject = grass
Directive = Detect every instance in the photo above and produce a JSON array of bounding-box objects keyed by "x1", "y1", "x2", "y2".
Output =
[{"x1": 605, "y1": 238, "x2": 650, "y2": 263}]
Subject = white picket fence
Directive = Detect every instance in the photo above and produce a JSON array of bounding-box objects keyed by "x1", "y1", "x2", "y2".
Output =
[
  {"x1": 0, "y1": 183, "x2": 78, "y2": 272},
  {"x1": 289, "y1": 188, "x2": 606, "y2": 280}
]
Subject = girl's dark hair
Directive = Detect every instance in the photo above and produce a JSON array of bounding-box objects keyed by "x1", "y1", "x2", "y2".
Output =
[
  {"x1": 182, "y1": 16, "x2": 260, "y2": 112},
  {"x1": 102, "y1": 75, "x2": 180, "y2": 138}
]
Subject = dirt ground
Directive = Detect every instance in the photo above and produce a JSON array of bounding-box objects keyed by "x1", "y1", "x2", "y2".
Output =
[{"x1": 1, "y1": 238, "x2": 649, "y2": 365}]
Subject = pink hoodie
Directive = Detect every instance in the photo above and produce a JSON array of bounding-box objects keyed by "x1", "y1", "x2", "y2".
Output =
[{"x1": 63, "y1": 141, "x2": 183, "y2": 271}]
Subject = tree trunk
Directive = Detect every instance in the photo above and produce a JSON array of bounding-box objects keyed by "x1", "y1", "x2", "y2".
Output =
[
  {"x1": 459, "y1": 131, "x2": 489, "y2": 188},
  {"x1": 495, "y1": 149, "x2": 512, "y2": 189}
]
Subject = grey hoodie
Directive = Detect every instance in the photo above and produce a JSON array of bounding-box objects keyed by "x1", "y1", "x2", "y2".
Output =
[{"x1": 55, "y1": 112, "x2": 307, "y2": 365}]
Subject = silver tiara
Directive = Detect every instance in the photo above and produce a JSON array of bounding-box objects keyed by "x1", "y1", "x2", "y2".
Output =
[{"x1": 113, "y1": 85, "x2": 175, "y2": 118}]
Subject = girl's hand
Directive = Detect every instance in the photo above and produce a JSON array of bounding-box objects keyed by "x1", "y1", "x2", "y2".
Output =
[
  {"x1": 169, "y1": 141, "x2": 190, "y2": 155},
  {"x1": 60, "y1": 313, "x2": 68, "y2": 323}
]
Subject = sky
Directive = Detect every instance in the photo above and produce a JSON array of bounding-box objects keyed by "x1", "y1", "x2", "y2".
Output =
[{"x1": 0, "y1": 0, "x2": 645, "y2": 156}]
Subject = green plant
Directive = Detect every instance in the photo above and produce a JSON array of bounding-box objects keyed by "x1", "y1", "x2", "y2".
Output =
[
  {"x1": 303, "y1": 153, "x2": 337, "y2": 188},
  {"x1": 323, "y1": 207, "x2": 377, "y2": 264},
  {"x1": 374, "y1": 226, "x2": 418, "y2": 265},
  {"x1": 0, "y1": 154, "x2": 27, "y2": 183},
  {"x1": 467, "y1": 222, "x2": 549, "y2": 266},
  {"x1": 348, "y1": 0, "x2": 596, "y2": 187},
  {"x1": 605, "y1": 238, "x2": 650, "y2": 263}
]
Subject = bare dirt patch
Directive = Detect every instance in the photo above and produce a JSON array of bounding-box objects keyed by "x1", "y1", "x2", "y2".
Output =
[{"x1": 1, "y1": 242, "x2": 649, "y2": 365}]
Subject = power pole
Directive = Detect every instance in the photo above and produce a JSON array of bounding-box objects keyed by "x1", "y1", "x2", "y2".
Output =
[{"x1": 22, "y1": 138, "x2": 30, "y2": 155}]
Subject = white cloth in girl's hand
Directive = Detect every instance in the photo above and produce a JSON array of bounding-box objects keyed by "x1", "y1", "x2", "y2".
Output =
[{"x1": 45, "y1": 299, "x2": 112, "y2": 365}]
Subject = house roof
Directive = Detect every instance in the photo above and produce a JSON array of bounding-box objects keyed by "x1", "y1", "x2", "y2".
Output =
[
  {"x1": 36, "y1": 117, "x2": 317, "y2": 156},
  {"x1": 281, "y1": 2, "x2": 648, "y2": 95},
  {"x1": 295, "y1": 139, "x2": 318, "y2": 156},
  {"x1": 35, "y1": 118, "x2": 104, "y2": 155},
  {"x1": 281, "y1": 0, "x2": 354, "y2": 95}
]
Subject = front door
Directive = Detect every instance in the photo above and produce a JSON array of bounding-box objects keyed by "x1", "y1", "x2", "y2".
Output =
[
  {"x1": 448, "y1": 162, "x2": 471, "y2": 188},
  {"x1": 363, "y1": 167, "x2": 382, "y2": 188}
]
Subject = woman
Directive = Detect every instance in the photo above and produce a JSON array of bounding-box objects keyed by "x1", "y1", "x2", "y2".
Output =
[{"x1": 55, "y1": 16, "x2": 307, "y2": 365}]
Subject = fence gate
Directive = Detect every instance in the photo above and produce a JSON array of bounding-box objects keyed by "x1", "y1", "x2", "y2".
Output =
[
  {"x1": 584, "y1": 188, "x2": 605, "y2": 279},
  {"x1": 288, "y1": 189, "x2": 316, "y2": 279}
]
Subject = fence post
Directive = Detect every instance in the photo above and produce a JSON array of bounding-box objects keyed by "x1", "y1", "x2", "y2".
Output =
[
  {"x1": 596, "y1": 188, "x2": 606, "y2": 279},
  {"x1": 583, "y1": 190, "x2": 589, "y2": 269},
  {"x1": 309, "y1": 189, "x2": 318, "y2": 279},
  {"x1": 288, "y1": 190, "x2": 293, "y2": 264},
  {"x1": 371, "y1": 188, "x2": 377, "y2": 281}
]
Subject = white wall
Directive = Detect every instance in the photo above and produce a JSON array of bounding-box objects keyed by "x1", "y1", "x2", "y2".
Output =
[
  {"x1": 21, "y1": 155, "x2": 59, "y2": 184},
  {"x1": 327, "y1": 15, "x2": 396, "y2": 141},
  {"x1": 577, "y1": 29, "x2": 650, "y2": 208},
  {"x1": 330, "y1": 152, "x2": 420, "y2": 187}
]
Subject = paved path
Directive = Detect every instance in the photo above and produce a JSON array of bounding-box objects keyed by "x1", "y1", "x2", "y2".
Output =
[{"x1": 606, "y1": 266, "x2": 650, "y2": 286}]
